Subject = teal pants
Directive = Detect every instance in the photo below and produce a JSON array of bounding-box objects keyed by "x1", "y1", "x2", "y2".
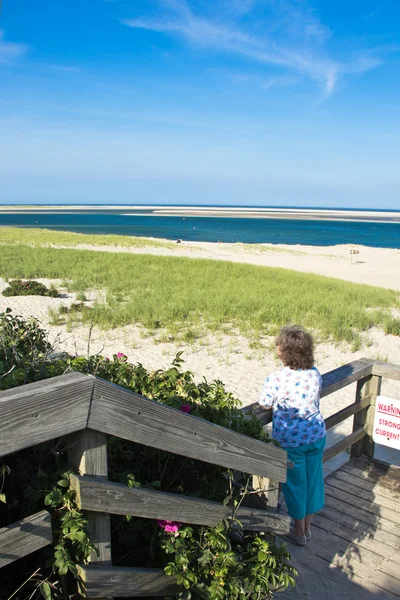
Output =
[{"x1": 282, "y1": 436, "x2": 326, "y2": 520}]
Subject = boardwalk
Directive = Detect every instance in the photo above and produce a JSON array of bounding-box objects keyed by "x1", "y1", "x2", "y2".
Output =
[{"x1": 278, "y1": 456, "x2": 400, "y2": 600}]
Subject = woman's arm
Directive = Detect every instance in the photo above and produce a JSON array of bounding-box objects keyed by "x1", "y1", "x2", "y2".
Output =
[{"x1": 258, "y1": 375, "x2": 276, "y2": 409}]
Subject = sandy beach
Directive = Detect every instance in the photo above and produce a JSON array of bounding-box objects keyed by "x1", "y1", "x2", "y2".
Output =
[
  {"x1": 1, "y1": 238, "x2": 399, "y2": 469},
  {"x1": 1, "y1": 205, "x2": 400, "y2": 222}
]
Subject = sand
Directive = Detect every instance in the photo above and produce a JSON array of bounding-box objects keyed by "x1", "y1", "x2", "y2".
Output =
[
  {"x1": 1, "y1": 205, "x2": 400, "y2": 222},
  {"x1": 1, "y1": 240, "x2": 399, "y2": 470}
]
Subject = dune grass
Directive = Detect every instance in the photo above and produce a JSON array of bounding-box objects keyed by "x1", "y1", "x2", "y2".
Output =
[
  {"x1": 0, "y1": 245, "x2": 399, "y2": 345},
  {"x1": 0, "y1": 227, "x2": 176, "y2": 250}
]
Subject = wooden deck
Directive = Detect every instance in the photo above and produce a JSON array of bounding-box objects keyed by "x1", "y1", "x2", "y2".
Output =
[{"x1": 278, "y1": 456, "x2": 400, "y2": 600}]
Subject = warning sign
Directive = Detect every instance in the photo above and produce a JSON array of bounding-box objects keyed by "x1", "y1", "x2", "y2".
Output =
[{"x1": 373, "y1": 396, "x2": 400, "y2": 450}]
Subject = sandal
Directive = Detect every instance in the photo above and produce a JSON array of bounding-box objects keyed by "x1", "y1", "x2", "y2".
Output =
[{"x1": 284, "y1": 528, "x2": 307, "y2": 547}]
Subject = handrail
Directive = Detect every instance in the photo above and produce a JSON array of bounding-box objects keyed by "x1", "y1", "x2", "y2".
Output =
[
  {"x1": 370, "y1": 359, "x2": 400, "y2": 381},
  {"x1": 246, "y1": 358, "x2": 373, "y2": 424},
  {"x1": 0, "y1": 372, "x2": 93, "y2": 457},
  {"x1": 0, "y1": 374, "x2": 288, "y2": 481},
  {"x1": 89, "y1": 378, "x2": 288, "y2": 481}
]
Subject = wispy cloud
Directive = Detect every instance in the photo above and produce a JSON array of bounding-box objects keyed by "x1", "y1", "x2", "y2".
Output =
[
  {"x1": 364, "y1": 5, "x2": 380, "y2": 19},
  {"x1": 123, "y1": 0, "x2": 385, "y2": 97},
  {"x1": 0, "y1": 30, "x2": 28, "y2": 64}
]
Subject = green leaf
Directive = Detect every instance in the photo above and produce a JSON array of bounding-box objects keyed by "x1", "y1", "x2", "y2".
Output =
[
  {"x1": 58, "y1": 562, "x2": 68, "y2": 576},
  {"x1": 57, "y1": 479, "x2": 70, "y2": 488},
  {"x1": 40, "y1": 582, "x2": 53, "y2": 600},
  {"x1": 0, "y1": 493, "x2": 6, "y2": 503}
]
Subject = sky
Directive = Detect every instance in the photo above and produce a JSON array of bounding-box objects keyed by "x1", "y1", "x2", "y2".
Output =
[{"x1": 0, "y1": 0, "x2": 399, "y2": 208}]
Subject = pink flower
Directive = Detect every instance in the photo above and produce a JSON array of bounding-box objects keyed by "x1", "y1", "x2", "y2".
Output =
[
  {"x1": 180, "y1": 404, "x2": 192, "y2": 414},
  {"x1": 157, "y1": 520, "x2": 182, "y2": 533},
  {"x1": 117, "y1": 352, "x2": 126, "y2": 359}
]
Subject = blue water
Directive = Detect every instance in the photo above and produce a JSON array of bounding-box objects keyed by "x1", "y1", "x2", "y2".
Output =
[{"x1": 1, "y1": 210, "x2": 399, "y2": 248}]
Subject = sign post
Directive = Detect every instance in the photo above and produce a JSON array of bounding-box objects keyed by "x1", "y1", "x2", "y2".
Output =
[
  {"x1": 373, "y1": 396, "x2": 400, "y2": 450},
  {"x1": 350, "y1": 249, "x2": 360, "y2": 265}
]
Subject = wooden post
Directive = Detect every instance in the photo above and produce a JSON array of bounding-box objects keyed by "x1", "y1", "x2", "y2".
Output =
[
  {"x1": 362, "y1": 374, "x2": 382, "y2": 458},
  {"x1": 69, "y1": 429, "x2": 113, "y2": 599},
  {"x1": 251, "y1": 476, "x2": 280, "y2": 512},
  {"x1": 250, "y1": 475, "x2": 281, "y2": 544},
  {"x1": 350, "y1": 374, "x2": 382, "y2": 459}
]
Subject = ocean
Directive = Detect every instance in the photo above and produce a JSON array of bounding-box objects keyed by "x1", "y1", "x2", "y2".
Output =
[{"x1": 1, "y1": 208, "x2": 399, "y2": 248}]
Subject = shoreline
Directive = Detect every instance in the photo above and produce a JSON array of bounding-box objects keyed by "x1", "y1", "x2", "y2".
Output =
[{"x1": 1, "y1": 205, "x2": 400, "y2": 223}]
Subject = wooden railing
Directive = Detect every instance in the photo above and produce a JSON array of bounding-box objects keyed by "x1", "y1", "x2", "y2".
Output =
[
  {"x1": 249, "y1": 358, "x2": 400, "y2": 463},
  {"x1": 1, "y1": 358, "x2": 400, "y2": 597},
  {"x1": 0, "y1": 372, "x2": 290, "y2": 598}
]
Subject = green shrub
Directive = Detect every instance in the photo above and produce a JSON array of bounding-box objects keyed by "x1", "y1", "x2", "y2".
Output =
[
  {"x1": 0, "y1": 308, "x2": 53, "y2": 389},
  {"x1": 2, "y1": 279, "x2": 59, "y2": 297}
]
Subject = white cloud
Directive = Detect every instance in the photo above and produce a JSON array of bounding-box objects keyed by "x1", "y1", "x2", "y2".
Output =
[
  {"x1": 0, "y1": 30, "x2": 28, "y2": 64},
  {"x1": 123, "y1": 0, "x2": 385, "y2": 97}
]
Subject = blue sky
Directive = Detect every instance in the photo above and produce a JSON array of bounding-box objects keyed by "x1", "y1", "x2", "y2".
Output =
[{"x1": 0, "y1": 0, "x2": 399, "y2": 207}]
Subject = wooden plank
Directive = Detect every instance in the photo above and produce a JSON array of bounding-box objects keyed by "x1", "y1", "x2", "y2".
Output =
[
  {"x1": 307, "y1": 520, "x2": 398, "y2": 569},
  {"x1": 277, "y1": 535, "x2": 400, "y2": 600},
  {"x1": 280, "y1": 499, "x2": 400, "y2": 561},
  {"x1": 318, "y1": 505, "x2": 400, "y2": 549},
  {"x1": 353, "y1": 456, "x2": 400, "y2": 481},
  {"x1": 323, "y1": 428, "x2": 366, "y2": 463},
  {"x1": 338, "y1": 462, "x2": 400, "y2": 499},
  {"x1": 89, "y1": 378, "x2": 288, "y2": 482},
  {"x1": 324, "y1": 397, "x2": 371, "y2": 431},
  {"x1": 253, "y1": 476, "x2": 281, "y2": 546},
  {"x1": 278, "y1": 557, "x2": 399, "y2": 600},
  {"x1": 325, "y1": 482, "x2": 400, "y2": 525},
  {"x1": 251, "y1": 474, "x2": 281, "y2": 512},
  {"x1": 364, "y1": 375, "x2": 382, "y2": 458},
  {"x1": 370, "y1": 360, "x2": 400, "y2": 381},
  {"x1": 323, "y1": 493, "x2": 400, "y2": 537},
  {"x1": 378, "y1": 557, "x2": 400, "y2": 582},
  {"x1": 351, "y1": 374, "x2": 381, "y2": 459},
  {"x1": 0, "y1": 510, "x2": 52, "y2": 567},
  {"x1": 77, "y1": 565, "x2": 179, "y2": 598},
  {"x1": 248, "y1": 404, "x2": 273, "y2": 424},
  {"x1": 312, "y1": 512, "x2": 400, "y2": 560},
  {"x1": 0, "y1": 373, "x2": 93, "y2": 457},
  {"x1": 244, "y1": 360, "x2": 373, "y2": 424},
  {"x1": 350, "y1": 376, "x2": 370, "y2": 458},
  {"x1": 68, "y1": 431, "x2": 112, "y2": 567},
  {"x1": 283, "y1": 526, "x2": 400, "y2": 597},
  {"x1": 70, "y1": 475, "x2": 290, "y2": 535},
  {"x1": 320, "y1": 360, "x2": 372, "y2": 399},
  {"x1": 69, "y1": 429, "x2": 108, "y2": 479},
  {"x1": 297, "y1": 530, "x2": 383, "y2": 589},
  {"x1": 327, "y1": 470, "x2": 400, "y2": 511}
]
